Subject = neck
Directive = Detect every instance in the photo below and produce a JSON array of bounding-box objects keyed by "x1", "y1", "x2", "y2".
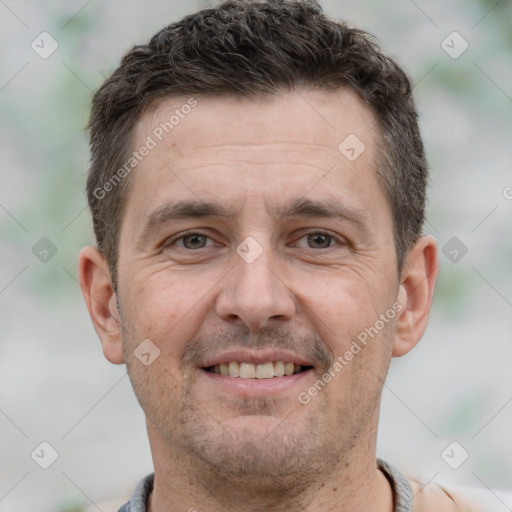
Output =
[{"x1": 146, "y1": 420, "x2": 394, "y2": 512}]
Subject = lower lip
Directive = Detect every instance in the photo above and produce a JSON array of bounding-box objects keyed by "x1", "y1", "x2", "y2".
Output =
[{"x1": 199, "y1": 368, "x2": 314, "y2": 397}]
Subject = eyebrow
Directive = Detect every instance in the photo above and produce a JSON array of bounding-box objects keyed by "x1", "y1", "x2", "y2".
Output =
[
  {"x1": 138, "y1": 197, "x2": 372, "y2": 247},
  {"x1": 271, "y1": 197, "x2": 371, "y2": 234},
  {"x1": 137, "y1": 200, "x2": 237, "y2": 247}
]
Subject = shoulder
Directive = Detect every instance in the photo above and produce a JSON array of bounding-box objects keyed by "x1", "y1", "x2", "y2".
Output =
[
  {"x1": 408, "y1": 478, "x2": 510, "y2": 512},
  {"x1": 84, "y1": 497, "x2": 130, "y2": 512}
]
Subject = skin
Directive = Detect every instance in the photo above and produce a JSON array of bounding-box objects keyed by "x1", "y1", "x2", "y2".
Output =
[{"x1": 79, "y1": 88, "x2": 438, "y2": 512}]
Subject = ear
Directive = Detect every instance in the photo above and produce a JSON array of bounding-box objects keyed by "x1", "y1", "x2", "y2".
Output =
[
  {"x1": 392, "y1": 235, "x2": 438, "y2": 357},
  {"x1": 78, "y1": 246, "x2": 125, "y2": 364}
]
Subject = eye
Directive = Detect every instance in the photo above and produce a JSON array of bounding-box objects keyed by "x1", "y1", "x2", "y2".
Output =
[
  {"x1": 294, "y1": 232, "x2": 340, "y2": 249},
  {"x1": 168, "y1": 232, "x2": 214, "y2": 250}
]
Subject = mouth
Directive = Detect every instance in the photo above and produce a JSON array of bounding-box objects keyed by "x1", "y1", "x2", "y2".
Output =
[
  {"x1": 199, "y1": 354, "x2": 316, "y2": 397},
  {"x1": 203, "y1": 361, "x2": 314, "y2": 379},
  {"x1": 198, "y1": 350, "x2": 317, "y2": 396}
]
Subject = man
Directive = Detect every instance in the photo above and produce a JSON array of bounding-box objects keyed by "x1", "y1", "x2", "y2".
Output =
[{"x1": 78, "y1": 1, "x2": 485, "y2": 511}]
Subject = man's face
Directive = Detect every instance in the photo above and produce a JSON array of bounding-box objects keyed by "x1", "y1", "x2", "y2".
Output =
[{"x1": 115, "y1": 89, "x2": 400, "y2": 481}]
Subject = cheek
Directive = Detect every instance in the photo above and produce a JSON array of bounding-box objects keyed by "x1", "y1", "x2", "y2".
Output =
[
  {"x1": 297, "y1": 272, "x2": 387, "y2": 351},
  {"x1": 122, "y1": 272, "x2": 216, "y2": 364}
]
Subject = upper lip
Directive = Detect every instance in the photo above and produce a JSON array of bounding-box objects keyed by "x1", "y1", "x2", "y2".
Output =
[{"x1": 201, "y1": 349, "x2": 314, "y2": 368}]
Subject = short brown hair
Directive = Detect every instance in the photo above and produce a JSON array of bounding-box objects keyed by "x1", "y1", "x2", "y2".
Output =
[{"x1": 87, "y1": 0, "x2": 428, "y2": 289}]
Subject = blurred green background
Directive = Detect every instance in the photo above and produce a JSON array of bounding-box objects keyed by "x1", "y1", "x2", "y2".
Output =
[{"x1": 0, "y1": 0, "x2": 511, "y2": 510}]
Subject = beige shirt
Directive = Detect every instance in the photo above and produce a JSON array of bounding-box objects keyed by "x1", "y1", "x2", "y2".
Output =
[{"x1": 409, "y1": 478, "x2": 510, "y2": 511}]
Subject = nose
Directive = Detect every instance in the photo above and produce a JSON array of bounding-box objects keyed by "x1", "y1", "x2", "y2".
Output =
[{"x1": 215, "y1": 242, "x2": 296, "y2": 331}]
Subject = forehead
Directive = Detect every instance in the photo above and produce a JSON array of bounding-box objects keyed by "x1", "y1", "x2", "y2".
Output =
[
  {"x1": 136, "y1": 88, "x2": 376, "y2": 159},
  {"x1": 123, "y1": 89, "x2": 387, "y2": 235}
]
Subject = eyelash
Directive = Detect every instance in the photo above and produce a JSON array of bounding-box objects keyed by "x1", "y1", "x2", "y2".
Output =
[{"x1": 165, "y1": 231, "x2": 344, "y2": 250}]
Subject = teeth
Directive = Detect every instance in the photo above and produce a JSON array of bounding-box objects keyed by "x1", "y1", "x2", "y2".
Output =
[
  {"x1": 274, "y1": 361, "x2": 285, "y2": 377},
  {"x1": 255, "y1": 362, "x2": 274, "y2": 379},
  {"x1": 285, "y1": 362, "x2": 295, "y2": 376},
  {"x1": 239, "y1": 362, "x2": 256, "y2": 379},
  {"x1": 208, "y1": 361, "x2": 308, "y2": 379},
  {"x1": 228, "y1": 361, "x2": 240, "y2": 377}
]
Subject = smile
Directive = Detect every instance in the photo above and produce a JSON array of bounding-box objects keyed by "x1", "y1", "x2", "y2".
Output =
[{"x1": 204, "y1": 361, "x2": 314, "y2": 379}]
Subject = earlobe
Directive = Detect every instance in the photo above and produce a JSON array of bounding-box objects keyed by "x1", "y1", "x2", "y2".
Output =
[
  {"x1": 392, "y1": 235, "x2": 438, "y2": 357},
  {"x1": 78, "y1": 246, "x2": 125, "y2": 364}
]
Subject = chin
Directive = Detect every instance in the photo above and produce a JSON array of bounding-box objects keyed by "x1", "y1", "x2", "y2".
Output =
[{"x1": 175, "y1": 406, "x2": 338, "y2": 484}]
